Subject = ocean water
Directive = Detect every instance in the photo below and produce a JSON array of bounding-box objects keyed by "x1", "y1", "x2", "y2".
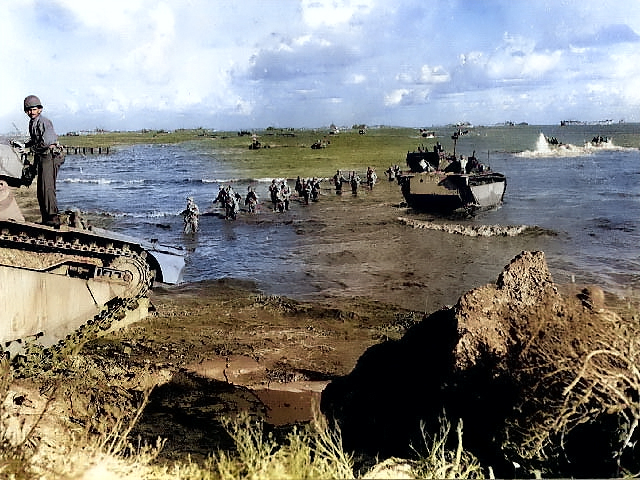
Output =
[
  {"x1": 56, "y1": 142, "x2": 307, "y2": 294},
  {"x1": 55, "y1": 125, "x2": 640, "y2": 298}
]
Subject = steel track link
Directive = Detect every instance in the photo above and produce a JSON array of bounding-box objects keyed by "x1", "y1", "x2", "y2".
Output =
[{"x1": 0, "y1": 222, "x2": 153, "y2": 377}]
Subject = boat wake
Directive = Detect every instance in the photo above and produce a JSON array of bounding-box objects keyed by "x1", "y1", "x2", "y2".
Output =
[
  {"x1": 397, "y1": 217, "x2": 551, "y2": 237},
  {"x1": 516, "y1": 133, "x2": 629, "y2": 158}
]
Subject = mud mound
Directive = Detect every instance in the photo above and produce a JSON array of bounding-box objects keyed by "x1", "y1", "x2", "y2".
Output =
[
  {"x1": 321, "y1": 250, "x2": 640, "y2": 478},
  {"x1": 453, "y1": 250, "x2": 560, "y2": 371}
]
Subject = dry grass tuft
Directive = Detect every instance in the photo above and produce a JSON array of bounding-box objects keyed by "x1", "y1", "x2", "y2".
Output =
[
  {"x1": 411, "y1": 416, "x2": 489, "y2": 479},
  {"x1": 209, "y1": 406, "x2": 354, "y2": 479}
]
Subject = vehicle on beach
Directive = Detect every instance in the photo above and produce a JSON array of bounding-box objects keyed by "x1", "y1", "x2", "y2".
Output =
[
  {"x1": 0, "y1": 143, "x2": 185, "y2": 360},
  {"x1": 397, "y1": 141, "x2": 506, "y2": 214}
]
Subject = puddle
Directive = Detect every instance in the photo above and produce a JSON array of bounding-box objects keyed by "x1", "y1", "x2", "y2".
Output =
[
  {"x1": 186, "y1": 355, "x2": 329, "y2": 426},
  {"x1": 252, "y1": 381, "x2": 329, "y2": 426}
]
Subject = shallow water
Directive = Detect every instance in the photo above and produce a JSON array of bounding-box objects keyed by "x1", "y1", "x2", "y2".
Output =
[
  {"x1": 483, "y1": 150, "x2": 640, "y2": 292},
  {"x1": 56, "y1": 125, "x2": 640, "y2": 299}
]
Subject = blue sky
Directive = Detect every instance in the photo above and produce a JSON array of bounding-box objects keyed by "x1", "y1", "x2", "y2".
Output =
[{"x1": 2, "y1": 0, "x2": 640, "y2": 133}]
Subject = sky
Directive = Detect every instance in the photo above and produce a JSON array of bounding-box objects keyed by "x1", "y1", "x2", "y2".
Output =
[{"x1": 2, "y1": 0, "x2": 640, "y2": 134}]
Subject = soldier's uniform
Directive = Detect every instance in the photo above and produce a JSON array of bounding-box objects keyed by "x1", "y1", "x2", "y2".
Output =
[{"x1": 23, "y1": 95, "x2": 64, "y2": 226}]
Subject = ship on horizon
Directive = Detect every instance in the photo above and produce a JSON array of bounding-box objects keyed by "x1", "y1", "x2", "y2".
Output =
[{"x1": 560, "y1": 119, "x2": 621, "y2": 126}]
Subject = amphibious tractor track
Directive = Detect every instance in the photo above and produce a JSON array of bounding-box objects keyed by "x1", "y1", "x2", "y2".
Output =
[
  {"x1": 0, "y1": 220, "x2": 157, "y2": 377},
  {"x1": 0, "y1": 221, "x2": 152, "y2": 293}
]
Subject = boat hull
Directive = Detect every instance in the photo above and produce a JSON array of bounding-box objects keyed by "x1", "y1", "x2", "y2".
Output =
[{"x1": 399, "y1": 172, "x2": 506, "y2": 213}]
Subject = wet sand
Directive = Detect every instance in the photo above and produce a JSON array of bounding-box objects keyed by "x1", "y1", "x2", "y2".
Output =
[{"x1": 246, "y1": 178, "x2": 563, "y2": 313}]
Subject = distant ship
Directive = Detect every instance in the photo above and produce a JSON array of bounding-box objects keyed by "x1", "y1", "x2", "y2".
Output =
[{"x1": 560, "y1": 119, "x2": 614, "y2": 126}]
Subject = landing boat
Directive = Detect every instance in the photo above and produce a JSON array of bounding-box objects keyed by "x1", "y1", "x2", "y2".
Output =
[{"x1": 397, "y1": 148, "x2": 506, "y2": 214}]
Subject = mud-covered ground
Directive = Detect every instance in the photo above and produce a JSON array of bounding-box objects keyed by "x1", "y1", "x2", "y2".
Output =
[{"x1": 9, "y1": 178, "x2": 640, "y2": 472}]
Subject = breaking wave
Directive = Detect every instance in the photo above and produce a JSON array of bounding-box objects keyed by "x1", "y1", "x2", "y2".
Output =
[
  {"x1": 78, "y1": 208, "x2": 182, "y2": 219},
  {"x1": 202, "y1": 176, "x2": 330, "y2": 185},
  {"x1": 63, "y1": 177, "x2": 125, "y2": 185},
  {"x1": 515, "y1": 132, "x2": 634, "y2": 158}
]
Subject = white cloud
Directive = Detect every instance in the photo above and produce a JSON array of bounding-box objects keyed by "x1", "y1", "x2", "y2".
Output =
[
  {"x1": 418, "y1": 65, "x2": 450, "y2": 84},
  {"x1": 301, "y1": 0, "x2": 375, "y2": 27},
  {"x1": 56, "y1": 0, "x2": 147, "y2": 31},
  {"x1": 384, "y1": 89, "x2": 409, "y2": 107},
  {"x1": 347, "y1": 74, "x2": 366, "y2": 84},
  {"x1": 2, "y1": 0, "x2": 640, "y2": 131},
  {"x1": 125, "y1": 4, "x2": 176, "y2": 83}
]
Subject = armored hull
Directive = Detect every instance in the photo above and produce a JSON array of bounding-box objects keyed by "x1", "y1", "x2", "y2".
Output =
[
  {"x1": 398, "y1": 171, "x2": 506, "y2": 213},
  {"x1": 400, "y1": 139, "x2": 507, "y2": 214},
  {"x1": 0, "y1": 142, "x2": 185, "y2": 366}
]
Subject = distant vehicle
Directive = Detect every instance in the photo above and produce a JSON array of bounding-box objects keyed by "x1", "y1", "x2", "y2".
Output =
[
  {"x1": 589, "y1": 135, "x2": 611, "y2": 147},
  {"x1": 419, "y1": 129, "x2": 436, "y2": 138}
]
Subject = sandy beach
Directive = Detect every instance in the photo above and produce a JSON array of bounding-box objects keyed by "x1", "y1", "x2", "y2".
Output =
[{"x1": 211, "y1": 177, "x2": 577, "y2": 312}]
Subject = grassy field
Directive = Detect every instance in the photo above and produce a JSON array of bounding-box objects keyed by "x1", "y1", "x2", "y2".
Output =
[
  {"x1": 198, "y1": 128, "x2": 424, "y2": 179},
  {"x1": 61, "y1": 127, "x2": 424, "y2": 179},
  {"x1": 60, "y1": 123, "x2": 640, "y2": 180}
]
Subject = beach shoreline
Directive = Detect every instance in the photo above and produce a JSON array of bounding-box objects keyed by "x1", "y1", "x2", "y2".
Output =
[
  {"x1": 3, "y1": 166, "x2": 639, "y2": 476},
  {"x1": 11, "y1": 172, "x2": 638, "y2": 311}
]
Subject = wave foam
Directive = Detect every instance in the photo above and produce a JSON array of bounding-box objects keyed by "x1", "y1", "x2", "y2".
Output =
[
  {"x1": 63, "y1": 177, "x2": 115, "y2": 185},
  {"x1": 516, "y1": 132, "x2": 630, "y2": 158},
  {"x1": 397, "y1": 217, "x2": 537, "y2": 237},
  {"x1": 63, "y1": 178, "x2": 145, "y2": 185}
]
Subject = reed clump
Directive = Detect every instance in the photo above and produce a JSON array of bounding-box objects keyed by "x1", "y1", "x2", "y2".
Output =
[{"x1": 502, "y1": 298, "x2": 640, "y2": 476}]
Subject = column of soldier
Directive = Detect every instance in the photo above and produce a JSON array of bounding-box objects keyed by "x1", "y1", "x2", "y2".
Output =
[{"x1": 180, "y1": 176, "x2": 325, "y2": 234}]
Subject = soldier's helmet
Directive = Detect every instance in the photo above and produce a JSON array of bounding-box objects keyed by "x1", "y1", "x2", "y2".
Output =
[{"x1": 24, "y1": 95, "x2": 43, "y2": 110}]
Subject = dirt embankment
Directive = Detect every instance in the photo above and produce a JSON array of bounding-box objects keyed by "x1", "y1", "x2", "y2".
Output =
[
  {"x1": 321, "y1": 250, "x2": 640, "y2": 477},
  {"x1": 4, "y1": 250, "x2": 638, "y2": 478}
]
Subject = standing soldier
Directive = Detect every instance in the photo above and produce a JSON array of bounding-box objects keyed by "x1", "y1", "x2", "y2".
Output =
[
  {"x1": 385, "y1": 165, "x2": 395, "y2": 182},
  {"x1": 245, "y1": 186, "x2": 258, "y2": 213},
  {"x1": 301, "y1": 179, "x2": 310, "y2": 205},
  {"x1": 333, "y1": 170, "x2": 345, "y2": 195},
  {"x1": 295, "y1": 176, "x2": 303, "y2": 196},
  {"x1": 311, "y1": 178, "x2": 321, "y2": 202},
  {"x1": 366, "y1": 166, "x2": 377, "y2": 189},
  {"x1": 269, "y1": 179, "x2": 279, "y2": 211},
  {"x1": 350, "y1": 171, "x2": 360, "y2": 195},
  {"x1": 22, "y1": 95, "x2": 64, "y2": 227},
  {"x1": 280, "y1": 182, "x2": 291, "y2": 211}
]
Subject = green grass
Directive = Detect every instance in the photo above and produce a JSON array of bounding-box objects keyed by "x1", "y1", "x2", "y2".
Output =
[
  {"x1": 61, "y1": 127, "x2": 429, "y2": 179},
  {"x1": 60, "y1": 123, "x2": 640, "y2": 180},
  {"x1": 61, "y1": 128, "x2": 215, "y2": 147},
  {"x1": 197, "y1": 128, "x2": 420, "y2": 179}
]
